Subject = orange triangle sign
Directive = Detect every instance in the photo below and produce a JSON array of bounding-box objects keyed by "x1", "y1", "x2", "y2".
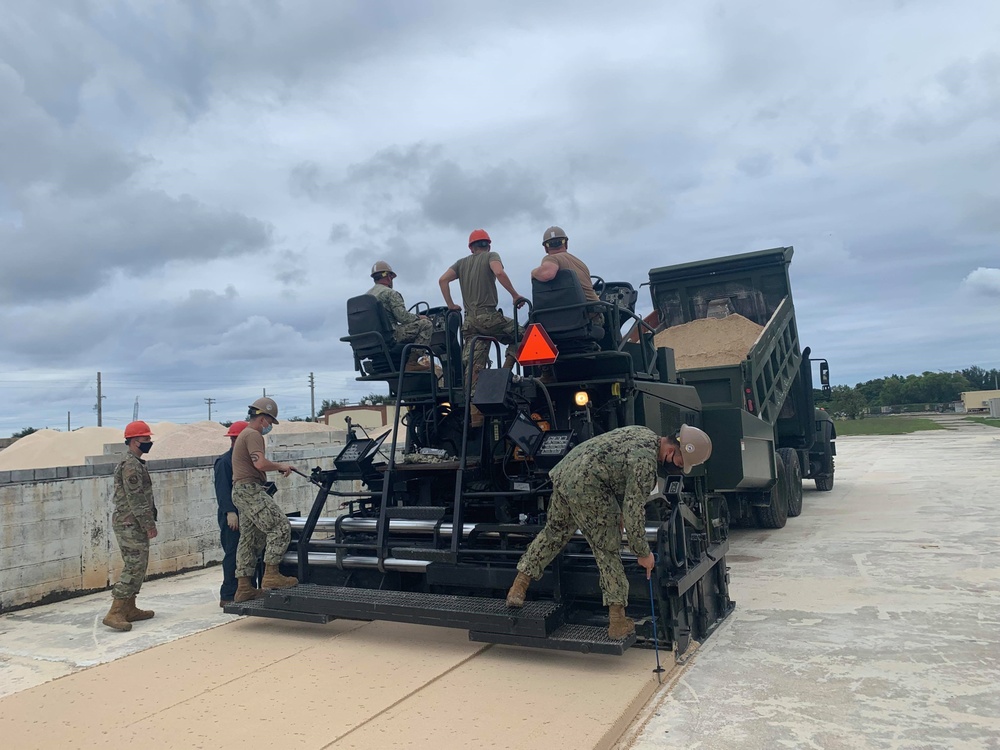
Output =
[{"x1": 516, "y1": 324, "x2": 559, "y2": 366}]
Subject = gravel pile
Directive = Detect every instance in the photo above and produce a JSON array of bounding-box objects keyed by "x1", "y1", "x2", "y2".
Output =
[
  {"x1": 0, "y1": 419, "x2": 340, "y2": 470},
  {"x1": 653, "y1": 314, "x2": 765, "y2": 370}
]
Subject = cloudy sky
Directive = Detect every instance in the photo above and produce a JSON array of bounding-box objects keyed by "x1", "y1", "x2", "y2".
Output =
[{"x1": 2, "y1": 0, "x2": 999, "y2": 433}]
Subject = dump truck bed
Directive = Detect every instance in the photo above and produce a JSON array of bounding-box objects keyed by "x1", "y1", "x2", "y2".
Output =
[{"x1": 647, "y1": 247, "x2": 802, "y2": 424}]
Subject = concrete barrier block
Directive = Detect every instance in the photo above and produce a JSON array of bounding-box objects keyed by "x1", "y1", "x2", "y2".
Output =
[
  {"x1": 9, "y1": 470, "x2": 36, "y2": 483},
  {"x1": 0, "y1": 471, "x2": 12, "y2": 485}
]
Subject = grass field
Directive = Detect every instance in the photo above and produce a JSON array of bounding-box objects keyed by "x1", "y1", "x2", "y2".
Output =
[
  {"x1": 965, "y1": 417, "x2": 1000, "y2": 428},
  {"x1": 834, "y1": 417, "x2": 947, "y2": 436}
]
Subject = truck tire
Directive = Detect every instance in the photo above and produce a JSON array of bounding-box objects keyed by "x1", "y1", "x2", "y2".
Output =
[
  {"x1": 754, "y1": 458, "x2": 789, "y2": 529},
  {"x1": 778, "y1": 447, "x2": 803, "y2": 517},
  {"x1": 814, "y1": 422, "x2": 835, "y2": 492}
]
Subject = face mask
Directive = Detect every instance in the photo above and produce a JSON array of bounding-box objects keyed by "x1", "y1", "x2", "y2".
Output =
[
  {"x1": 262, "y1": 424, "x2": 273, "y2": 436},
  {"x1": 138, "y1": 441, "x2": 153, "y2": 454}
]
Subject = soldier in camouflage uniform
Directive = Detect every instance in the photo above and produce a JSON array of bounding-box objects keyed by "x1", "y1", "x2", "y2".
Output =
[
  {"x1": 506, "y1": 425, "x2": 713, "y2": 638},
  {"x1": 230, "y1": 397, "x2": 300, "y2": 603},
  {"x1": 103, "y1": 420, "x2": 159, "y2": 632},
  {"x1": 438, "y1": 229, "x2": 528, "y2": 426},
  {"x1": 368, "y1": 260, "x2": 433, "y2": 372}
]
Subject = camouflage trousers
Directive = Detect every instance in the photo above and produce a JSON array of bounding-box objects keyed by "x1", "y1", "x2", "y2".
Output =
[
  {"x1": 462, "y1": 309, "x2": 522, "y2": 385},
  {"x1": 394, "y1": 318, "x2": 433, "y2": 348},
  {"x1": 111, "y1": 521, "x2": 150, "y2": 599},
  {"x1": 232, "y1": 482, "x2": 291, "y2": 576},
  {"x1": 516, "y1": 486, "x2": 629, "y2": 606}
]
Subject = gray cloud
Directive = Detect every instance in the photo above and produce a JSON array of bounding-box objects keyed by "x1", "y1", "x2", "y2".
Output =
[
  {"x1": 3, "y1": 0, "x2": 1000, "y2": 433},
  {"x1": 0, "y1": 190, "x2": 273, "y2": 302},
  {"x1": 421, "y1": 161, "x2": 551, "y2": 229}
]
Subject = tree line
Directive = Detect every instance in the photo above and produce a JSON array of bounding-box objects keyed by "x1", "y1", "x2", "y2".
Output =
[{"x1": 827, "y1": 366, "x2": 999, "y2": 419}]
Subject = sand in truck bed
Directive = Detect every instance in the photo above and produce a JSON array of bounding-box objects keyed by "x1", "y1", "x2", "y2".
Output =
[{"x1": 653, "y1": 313, "x2": 765, "y2": 370}]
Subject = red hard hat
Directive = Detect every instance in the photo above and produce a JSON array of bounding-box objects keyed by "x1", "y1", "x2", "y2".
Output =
[
  {"x1": 226, "y1": 420, "x2": 249, "y2": 437},
  {"x1": 468, "y1": 229, "x2": 491, "y2": 246},
  {"x1": 124, "y1": 420, "x2": 152, "y2": 439}
]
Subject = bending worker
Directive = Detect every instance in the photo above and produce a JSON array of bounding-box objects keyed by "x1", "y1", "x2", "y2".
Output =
[
  {"x1": 438, "y1": 229, "x2": 527, "y2": 426},
  {"x1": 231, "y1": 397, "x2": 300, "y2": 603},
  {"x1": 103, "y1": 420, "x2": 158, "y2": 632},
  {"x1": 506, "y1": 424, "x2": 713, "y2": 639},
  {"x1": 368, "y1": 260, "x2": 433, "y2": 372},
  {"x1": 214, "y1": 420, "x2": 250, "y2": 607}
]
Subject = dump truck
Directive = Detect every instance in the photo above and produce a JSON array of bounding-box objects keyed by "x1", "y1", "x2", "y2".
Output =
[
  {"x1": 226, "y1": 246, "x2": 832, "y2": 657},
  {"x1": 646, "y1": 246, "x2": 836, "y2": 527}
]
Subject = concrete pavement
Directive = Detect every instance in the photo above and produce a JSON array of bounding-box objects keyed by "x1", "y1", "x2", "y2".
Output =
[{"x1": 628, "y1": 418, "x2": 1000, "y2": 749}]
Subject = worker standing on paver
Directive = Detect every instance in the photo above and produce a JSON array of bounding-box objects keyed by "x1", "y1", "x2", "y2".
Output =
[
  {"x1": 231, "y1": 398, "x2": 299, "y2": 602},
  {"x1": 368, "y1": 260, "x2": 433, "y2": 372},
  {"x1": 506, "y1": 425, "x2": 713, "y2": 638},
  {"x1": 438, "y1": 229, "x2": 527, "y2": 426},
  {"x1": 214, "y1": 420, "x2": 250, "y2": 607},
  {"x1": 103, "y1": 420, "x2": 159, "y2": 632}
]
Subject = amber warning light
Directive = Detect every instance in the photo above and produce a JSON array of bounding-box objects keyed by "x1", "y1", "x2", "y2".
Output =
[{"x1": 515, "y1": 324, "x2": 559, "y2": 366}]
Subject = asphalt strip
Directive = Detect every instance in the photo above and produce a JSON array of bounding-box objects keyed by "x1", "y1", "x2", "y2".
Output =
[{"x1": 0, "y1": 615, "x2": 677, "y2": 750}]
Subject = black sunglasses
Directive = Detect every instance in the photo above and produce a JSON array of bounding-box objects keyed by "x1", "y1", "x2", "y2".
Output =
[
  {"x1": 544, "y1": 238, "x2": 566, "y2": 248},
  {"x1": 470, "y1": 240, "x2": 492, "y2": 249}
]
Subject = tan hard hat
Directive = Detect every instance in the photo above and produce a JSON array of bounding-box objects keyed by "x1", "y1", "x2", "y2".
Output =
[
  {"x1": 542, "y1": 226, "x2": 568, "y2": 244},
  {"x1": 249, "y1": 397, "x2": 279, "y2": 423},
  {"x1": 678, "y1": 424, "x2": 712, "y2": 474},
  {"x1": 371, "y1": 260, "x2": 396, "y2": 279}
]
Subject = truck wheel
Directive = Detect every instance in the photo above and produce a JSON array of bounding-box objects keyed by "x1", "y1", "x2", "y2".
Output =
[
  {"x1": 815, "y1": 424, "x2": 835, "y2": 492},
  {"x1": 778, "y1": 448, "x2": 803, "y2": 517},
  {"x1": 815, "y1": 472, "x2": 835, "y2": 492},
  {"x1": 754, "y1": 458, "x2": 789, "y2": 529}
]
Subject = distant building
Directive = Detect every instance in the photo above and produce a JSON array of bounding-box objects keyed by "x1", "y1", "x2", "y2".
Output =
[{"x1": 960, "y1": 390, "x2": 1000, "y2": 413}]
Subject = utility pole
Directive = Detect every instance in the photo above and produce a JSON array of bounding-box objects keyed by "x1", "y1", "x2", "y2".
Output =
[
  {"x1": 309, "y1": 372, "x2": 315, "y2": 421},
  {"x1": 67, "y1": 412, "x2": 71, "y2": 431},
  {"x1": 205, "y1": 397, "x2": 216, "y2": 420},
  {"x1": 96, "y1": 371, "x2": 104, "y2": 426}
]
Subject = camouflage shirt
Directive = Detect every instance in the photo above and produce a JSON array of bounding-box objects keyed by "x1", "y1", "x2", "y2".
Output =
[
  {"x1": 113, "y1": 452, "x2": 157, "y2": 532},
  {"x1": 549, "y1": 426, "x2": 659, "y2": 558},
  {"x1": 367, "y1": 284, "x2": 419, "y2": 331}
]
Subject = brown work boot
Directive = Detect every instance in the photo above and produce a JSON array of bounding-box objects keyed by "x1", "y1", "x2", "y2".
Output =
[
  {"x1": 125, "y1": 595, "x2": 155, "y2": 621},
  {"x1": 102, "y1": 598, "x2": 133, "y2": 632},
  {"x1": 404, "y1": 352, "x2": 430, "y2": 372},
  {"x1": 234, "y1": 576, "x2": 265, "y2": 602},
  {"x1": 505, "y1": 571, "x2": 531, "y2": 608},
  {"x1": 220, "y1": 599, "x2": 233, "y2": 608},
  {"x1": 261, "y1": 564, "x2": 298, "y2": 590},
  {"x1": 607, "y1": 604, "x2": 635, "y2": 639},
  {"x1": 502, "y1": 351, "x2": 517, "y2": 370},
  {"x1": 469, "y1": 405, "x2": 484, "y2": 428}
]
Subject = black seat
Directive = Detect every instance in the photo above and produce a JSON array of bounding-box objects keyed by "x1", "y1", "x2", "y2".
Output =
[
  {"x1": 530, "y1": 269, "x2": 606, "y2": 353},
  {"x1": 340, "y1": 294, "x2": 406, "y2": 377}
]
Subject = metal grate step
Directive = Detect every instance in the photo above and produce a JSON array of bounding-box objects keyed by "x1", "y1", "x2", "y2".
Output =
[
  {"x1": 261, "y1": 584, "x2": 562, "y2": 637},
  {"x1": 469, "y1": 623, "x2": 636, "y2": 656},
  {"x1": 223, "y1": 596, "x2": 332, "y2": 624}
]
